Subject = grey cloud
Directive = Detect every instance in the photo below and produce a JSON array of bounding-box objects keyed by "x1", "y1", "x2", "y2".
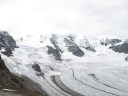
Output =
[{"x1": 0, "y1": 0, "x2": 128, "y2": 38}]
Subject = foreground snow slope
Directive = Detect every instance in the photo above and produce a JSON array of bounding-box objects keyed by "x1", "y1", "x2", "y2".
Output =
[{"x1": 1, "y1": 34, "x2": 128, "y2": 96}]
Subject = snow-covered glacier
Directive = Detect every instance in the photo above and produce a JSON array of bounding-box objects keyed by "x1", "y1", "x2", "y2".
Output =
[{"x1": 0, "y1": 32, "x2": 128, "y2": 96}]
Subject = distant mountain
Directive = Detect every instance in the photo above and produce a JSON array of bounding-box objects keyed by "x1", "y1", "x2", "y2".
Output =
[
  {"x1": 110, "y1": 40, "x2": 128, "y2": 54},
  {"x1": 0, "y1": 32, "x2": 128, "y2": 96},
  {"x1": 100, "y1": 38, "x2": 122, "y2": 46},
  {"x1": 15, "y1": 34, "x2": 128, "y2": 61}
]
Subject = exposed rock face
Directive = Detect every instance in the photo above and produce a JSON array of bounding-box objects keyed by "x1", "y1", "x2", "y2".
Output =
[
  {"x1": 32, "y1": 64, "x2": 42, "y2": 72},
  {"x1": 0, "y1": 31, "x2": 18, "y2": 56},
  {"x1": 110, "y1": 41, "x2": 128, "y2": 54},
  {"x1": 50, "y1": 34, "x2": 63, "y2": 53},
  {"x1": 0, "y1": 55, "x2": 47, "y2": 96},
  {"x1": 64, "y1": 38, "x2": 84, "y2": 57},
  {"x1": 80, "y1": 37, "x2": 96, "y2": 52},
  {"x1": 125, "y1": 56, "x2": 128, "y2": 61},
  {"x1": 88, "y1": 74, "x2": 99, "y2": 80},
  {"x1": 46, "y1": 45, "x2": 62, "y2": 61},
  {"x1": 32, "y1": 63, "x2": 44, "y2": 76},
  {"x1": 0, "y1": 55, "x2": 8, "y2": 70},
  {"x1": 83, "y1": 46, "x2": 96, "y2": 52},
  {"x1": 100, "y1": 38, "x2": 122, "y2": 46}
]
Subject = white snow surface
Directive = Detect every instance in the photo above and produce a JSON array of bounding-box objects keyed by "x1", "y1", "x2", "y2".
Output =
[{"x1": 1, "y1": 34, "x2": 128, "y2": 96}]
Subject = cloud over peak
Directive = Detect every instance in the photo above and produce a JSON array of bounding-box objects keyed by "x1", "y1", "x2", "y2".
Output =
[{"x1": 0, "y1": 0, "x2": 127, "y2": 38}]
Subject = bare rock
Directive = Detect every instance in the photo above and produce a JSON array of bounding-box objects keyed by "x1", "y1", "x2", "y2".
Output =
[
  {"x1": 32, "y1": 64, "x2": 42, "y2": 72},
  {"x1": 64, "y1": 38, "x2": 84, "y2": 57},
  {"x1": 0, "y1": 55, "x2": 47, "y2": 96},
  {"x1": 0, "y1": 31, "x2": 18, "y2": 56},
  {"x1": 110, "y1": 41, "x2": 128, "y2": 54},
  {"x1": 46, "y1": 45, "x2": 62, "y2": 61},
  {"x1": 125, "y1": 56, "x2": 128, "y2": 61},
  {"x1": 100, "y1": 38, "x2": 122, "y2": 46}
]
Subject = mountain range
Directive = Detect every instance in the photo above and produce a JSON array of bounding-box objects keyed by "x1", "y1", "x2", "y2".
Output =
[{"x1": 0, "y1": 31, "x2": 128, "y2": 96}]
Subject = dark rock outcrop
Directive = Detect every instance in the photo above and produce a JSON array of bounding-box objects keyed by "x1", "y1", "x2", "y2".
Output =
[
  {"x1": 88, "y1": 74, "x2": 99, "y2": 80},
  {"x1": 64, "y1": 38, "x2": 84, "y2": 57},
  {"x1": 82, "y1": 46, "x2": 96, "y2": 52},
  {"x1": 66, "y1": 34, "x2": 75, "y2": 42},
  {"x1": 0, "y1": 31, "x2": 18, "y2": 56},
  {"x1": 100, "y1": 38, "x2": 122, "y2": 46},
  {"x1": 125, "y1": 56, "x2": 128, "y2": 61},
  {"x1": 32, "y1": 63, "x2": 44, "y2": 76},
  {"x1": 110, "y1": 41, "x2": 128, "y2": 54},
  {"x1": 46, "y1": 45, "x2": 62, "y2": 61},
  {"x1": 0, "y1": 55, "x2": 8, "y2": 70},
  {"x1": 0, "y1": 55, "x2": 47, "y2": 96},
  {"x1": 1, "y1": 46, "x2": 13, "y2": 57},
  {"x1": 50, "y1": 34, "x2": 63, "y2": 53},
  {"x1": 32, "y1": 64, "x2": 42, "y2": 72}
]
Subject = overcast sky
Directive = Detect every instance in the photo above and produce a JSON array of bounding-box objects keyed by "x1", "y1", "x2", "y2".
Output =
[{"x1": 0, "y1": 0, "x2": 127, "y2": 38}]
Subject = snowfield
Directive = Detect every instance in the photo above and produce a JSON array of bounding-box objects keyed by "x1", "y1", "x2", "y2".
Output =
[{"x1": 1, "y1": 34, "x2": 128, "y2": 96}]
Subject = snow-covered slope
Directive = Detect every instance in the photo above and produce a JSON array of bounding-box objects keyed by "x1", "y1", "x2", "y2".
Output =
[{"x1": 1, "y1": 32, "x2": 128, "y2": 96}]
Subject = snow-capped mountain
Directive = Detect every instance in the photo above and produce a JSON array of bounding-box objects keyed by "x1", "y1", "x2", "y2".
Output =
[{"x1": 0, "y1": 31, "x2": 128, "y2": 96}]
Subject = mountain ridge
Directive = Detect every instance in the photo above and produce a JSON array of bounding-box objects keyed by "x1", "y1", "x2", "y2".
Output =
[{"x1": 0, "y1": 31, "x2": 128, "y2": 96}]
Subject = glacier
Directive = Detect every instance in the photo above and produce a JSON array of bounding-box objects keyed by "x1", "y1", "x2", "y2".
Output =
[{"x1": 0, "y1": 32, "x2": 128, "y2": 96}]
